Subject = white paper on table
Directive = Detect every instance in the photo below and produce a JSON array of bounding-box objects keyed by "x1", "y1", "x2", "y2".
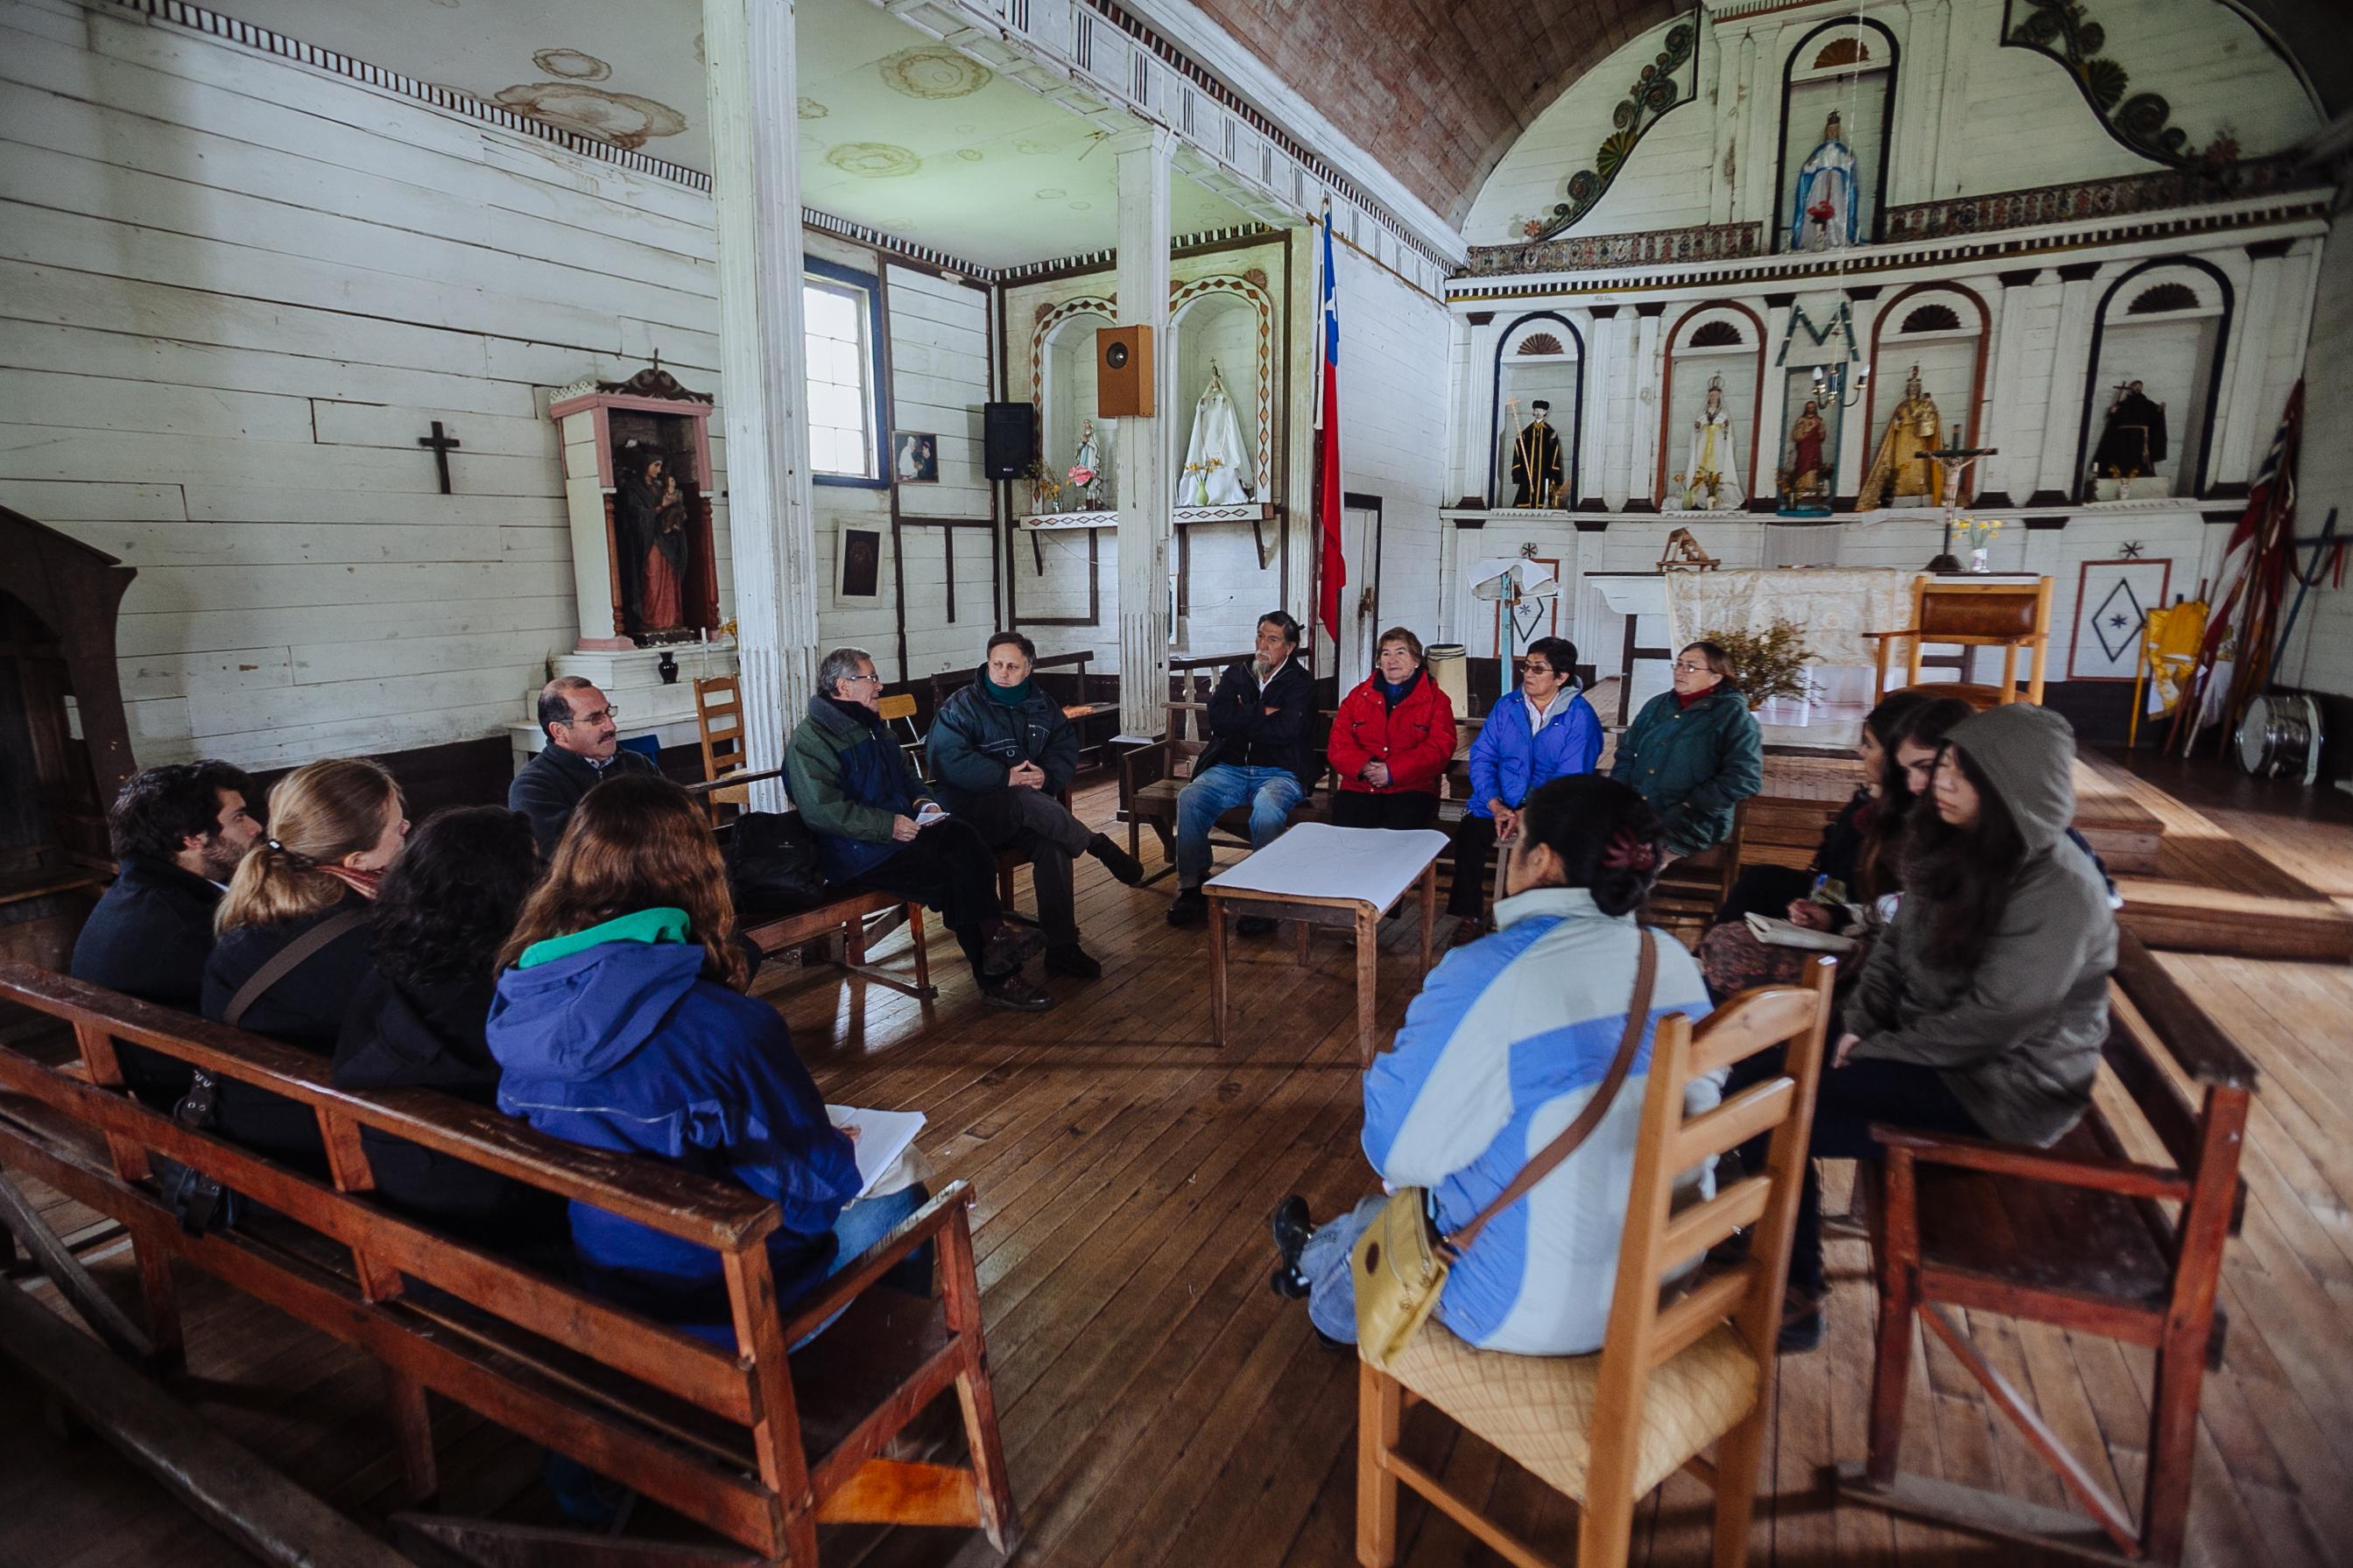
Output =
[
  {"x1": 827, "y1": 1106, "x2": 927, "y2": 1199},
  {"x1": 1203, "y1": 822, "x2": 1449, "y2": 910}
]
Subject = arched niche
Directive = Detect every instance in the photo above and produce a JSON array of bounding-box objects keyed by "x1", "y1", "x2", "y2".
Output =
[
  {"x1": 1170, "y1": 273, "x2": 1276, "y2": 504},
  {"x1": 1030, "y1": 294, "x2": 1116, "y2": 507},
  {"x1": 2075, "y1": 258, "x2": 2234, "y2": 501},
  {"x1": 1774, "y1": 17, "x2": 1898, "y2": 254},
  {"x1": 1859, "y1": 281, "x2": 1989, "y2": 509},
  {"x1": 1657, "y1": 301, "x2": 1766, "y2": 511},
  {"x1": 1488, "y1": 312, "x2": 1584, "y2": 509}
]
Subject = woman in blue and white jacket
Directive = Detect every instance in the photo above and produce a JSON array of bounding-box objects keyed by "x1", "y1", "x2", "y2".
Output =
[{"x1": 1272, "y1": 774, "x2": 1719, "y2": 1355}]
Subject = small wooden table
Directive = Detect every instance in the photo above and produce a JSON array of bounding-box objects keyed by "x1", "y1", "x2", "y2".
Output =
[{"x1": 1204, "y1": 823, "x2": 1448, "y2": 1065}]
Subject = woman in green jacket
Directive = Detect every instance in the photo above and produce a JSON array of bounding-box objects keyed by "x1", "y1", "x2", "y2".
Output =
[{"x1": 1610, "y1": 641, "x2": 1764, "y2": 860}]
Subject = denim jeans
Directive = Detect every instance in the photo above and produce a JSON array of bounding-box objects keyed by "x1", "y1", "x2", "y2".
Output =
[
  {"x1": 1299, "y1": 1194, "x2": 1391, "y2": 1343},
  {"x1": 795, "y1": 1182, "x2": 933, "y2": 1348},
  {"x1": 1175, "y1": 763, "x2": 1304, "y2": 889}
]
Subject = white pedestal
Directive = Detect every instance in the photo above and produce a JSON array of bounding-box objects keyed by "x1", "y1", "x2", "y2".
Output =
[{"x1": 504, "y1": 641, "x2": 739, "y2": 777}]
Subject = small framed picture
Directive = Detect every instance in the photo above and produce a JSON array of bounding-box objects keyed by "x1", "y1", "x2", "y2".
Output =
[
  {"x1": 891, "y1": 430, "x2": 939, "y2": 485},
  {"x1": 835, "y1": 524, "x2": 884, "y2": 606}
]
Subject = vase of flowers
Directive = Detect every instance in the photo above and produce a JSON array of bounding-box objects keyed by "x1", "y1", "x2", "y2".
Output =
[
  {"x1": 1959, "y1": 517, "x2": 2004, "y2": 573},
  {"x1": 1024, "y1": 459, "x2": 1062, "y2": 516}
]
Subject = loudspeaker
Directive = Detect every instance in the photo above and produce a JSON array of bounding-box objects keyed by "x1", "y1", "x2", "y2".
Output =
[
  {"x1": 1095, "y1": 325, "x2": 1156, "y2": 418},
  {"x1": 982, "y1": 401, "x2": 1033, "y2": 480}
]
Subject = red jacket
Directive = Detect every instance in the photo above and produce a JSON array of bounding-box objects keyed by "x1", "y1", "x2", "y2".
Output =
[{"x1": 1328, "y1": 671, "x2": 1457, "y2": 795}]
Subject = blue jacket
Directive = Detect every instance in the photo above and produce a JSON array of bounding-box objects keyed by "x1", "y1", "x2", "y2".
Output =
[
  {"x1": 484, "y1": 909, "x2": 861, "y2": 1338},
  {"x1": 1363, "y1": 888, "x2": 1716, "y2": 1354},
  {"x1": 1465, "y1": 688, "x2": 1603, "y2": 818},
  {"x1": 786, "y1": 695, "x2": 926, "y2": 883}
]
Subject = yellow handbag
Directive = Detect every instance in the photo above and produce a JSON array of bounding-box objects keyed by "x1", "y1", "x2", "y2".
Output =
[{"x1": 1352, "y1": 931, "x2": 1659, "y2": 1370}]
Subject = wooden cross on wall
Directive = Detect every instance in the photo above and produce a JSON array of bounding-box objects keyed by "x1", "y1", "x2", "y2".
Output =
[{"x1": 418, "y1": 421, "x2": 461, "y2": 494}]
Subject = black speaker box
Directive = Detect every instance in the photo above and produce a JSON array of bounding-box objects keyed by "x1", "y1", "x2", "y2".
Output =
[{"x1": 983, "y1": 401, "x2": 1035, "y2": 481}]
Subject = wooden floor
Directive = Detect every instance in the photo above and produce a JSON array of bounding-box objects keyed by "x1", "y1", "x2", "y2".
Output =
[{"x1": 6, "y1": 759, "x2": 2353, "y2": 1568}]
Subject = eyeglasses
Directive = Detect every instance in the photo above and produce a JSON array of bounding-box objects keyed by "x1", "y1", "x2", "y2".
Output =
[
  {"x1": 560, "y1": 707, "x2": 618, "y2": 727},
  {"x1": 842, "y1": 673, "x2": 884, "y2": 687},
  {"x1": 1521, "y1": 663, "x2": 1554, "y2": 677},
  {"x1": 1671, "y1": 662, "x2": 1712, "y2": 676}
]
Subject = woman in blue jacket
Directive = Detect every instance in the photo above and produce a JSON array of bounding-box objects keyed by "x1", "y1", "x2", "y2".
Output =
[
  {"x1": 1448, "y1": 636, "x2": 1602, "y2": 938},
  {"x1": 486, "y1": 773, "x2": 905, "y2": 1343}
]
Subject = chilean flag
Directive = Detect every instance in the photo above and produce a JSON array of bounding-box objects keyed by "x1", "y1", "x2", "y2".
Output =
[{"x1": 1314, "y1": 212, "x2": 1345, "y2": 640}]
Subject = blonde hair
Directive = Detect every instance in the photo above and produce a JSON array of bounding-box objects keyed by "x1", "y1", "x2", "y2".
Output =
[{"x1": 216, "y1": 758, "x2": 403, "y2": 934}]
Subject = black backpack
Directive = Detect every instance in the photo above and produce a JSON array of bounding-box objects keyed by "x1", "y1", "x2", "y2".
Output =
[{"x1": 724, "y1": 811, "x2": 826, "y2": 915}]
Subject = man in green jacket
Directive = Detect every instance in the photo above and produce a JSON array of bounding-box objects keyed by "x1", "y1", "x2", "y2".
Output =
[{"x1": 926, "y1": 632, "x2": 1144, "y2": 980}]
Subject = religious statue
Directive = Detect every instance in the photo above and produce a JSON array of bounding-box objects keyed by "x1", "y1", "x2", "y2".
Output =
[
  {"x1": 615, "y1": 442, "x2": 690, "y2": 641},
  {"x1": 1779, "y1": 400, "x2": 1830, "y2": 510},
  {"x1": 1070, "y1": 418, "x2": 1103, "y2": 509},
  {"x1": 2090, "y1": 380, "x2": 2169, "y2": 481},
  {"x1": 1674, "y1": 377, "x2": 1743, "y2": 510},
  {"x1": 1510, "y1": 399, "x2": 1566, "y2": 509},
  {"x1": 1856, "y1": 364, "x2": 1943, "y2": 510},
  {"x1": 1181, "y1": 364, "x2": 1252, "y2": 506},
  {"x1": 1789, "y1": 113, "x2": 1859, "y2": 252}
]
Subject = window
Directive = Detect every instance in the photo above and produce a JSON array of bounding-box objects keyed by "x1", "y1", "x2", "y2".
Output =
[{"x1": 805, "y1": 258, "x2": 884, "y2": 485}]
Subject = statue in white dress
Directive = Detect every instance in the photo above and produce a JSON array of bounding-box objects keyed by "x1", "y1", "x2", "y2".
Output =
[
  {"x1": 1181, "y1": 366, "x2": 1253, "y2": 507},
  {"x1": 1676, "y1": 377, "x2": 1744, "y2": 511}
]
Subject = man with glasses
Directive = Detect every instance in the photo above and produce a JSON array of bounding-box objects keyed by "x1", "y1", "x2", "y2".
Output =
[
  {"x1": 1448, "y1": 636, "x2": 1602, "y2": 941},
  {"x1": 511, "y1": 676, "x2": 657, "y2": 854}
]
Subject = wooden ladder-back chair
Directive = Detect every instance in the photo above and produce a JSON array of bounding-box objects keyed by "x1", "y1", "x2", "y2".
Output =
[
  {"x1": 1357, "y1": 959, "x2": 1835, "y2": 1568},
  {"x1": 1863, "y1": 575, "x2": 2054, "y2": 708},
  {"x1": 877, "y1": 692, "x2": 927, "y2": 782},
  {"x1": 693, "y1": 673, "x2": 751, "y2": 826}
]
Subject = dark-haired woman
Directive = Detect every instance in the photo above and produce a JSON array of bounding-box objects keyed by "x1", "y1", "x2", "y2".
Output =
[
  {"x1": 1775, "y1": 703, "x2": 2117, "y2": 1348},
  {"x1": 1269, "y1": 776, "x2": 1715, "y2": 1354},
  {"x1": 1328, "y1": 626, "x2": 1457, "y2": 833},
  {"x1": 1696, "y1": 690, "x2": 1934, "y2": 998},
  {"x1": 485, "y1": 773, "x2": 883, "y2": 1343},
  {"x1": 1610, "y1": 640, "x2": 1763, "y2": 861},
  {"x1": 201, "y1": 758, "x2": 408, "y2": 1173},
  {"x1": 334, "y1": 806, "x2": 560, "y2": 1243}
]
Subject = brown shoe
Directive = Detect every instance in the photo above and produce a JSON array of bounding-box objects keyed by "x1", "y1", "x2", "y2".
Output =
[{"x1": 1449, "y1": 918, "x2": 1485, "y2": 948}]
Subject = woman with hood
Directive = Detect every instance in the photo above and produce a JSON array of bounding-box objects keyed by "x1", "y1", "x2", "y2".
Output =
[
  {"x1": 1772, "y1": 702, "x2": 2117, "y2": 1350},
  {"x1": 1327, "y1": 627, "x2": 1457, "y2": 833},
  {"x1": 485, "y1": 773, "x2": 885, "y2": 1340},
  {"x1": 1610, "y1": 640, "x2": 1763, "y2": 863},
  {"x1": 333, "y1": 806, "x2": 561, "y2": 1244}
]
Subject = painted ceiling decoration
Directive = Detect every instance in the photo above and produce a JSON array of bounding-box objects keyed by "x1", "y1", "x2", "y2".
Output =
[
  {"x1": 491, "y1": 81, "x2": 687, "y2": 151},
  {"x1": 2002, "y1": 0, "x2": 2235, "y2": 167},
  {"x1": 877, "y1": 45, "x2": 992, "y2": 99},
  {"x1": 1528, "y1": 14, "x2": 1700, "y2": 243}
]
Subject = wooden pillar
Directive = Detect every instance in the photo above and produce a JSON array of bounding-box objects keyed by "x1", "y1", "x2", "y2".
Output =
[
  {"x1": 1626, "y1": 303, "x2": 1666, "y2": 509},
  {"x1": 2034, "y1": 262, "x2": 2104, "y2": 504},
  {"x1": 1114, "y1": 127, "x2": 1177, "y2": 736},
  {"x1": 703, "y1": 0, "x2": 819, "y2": 809}
]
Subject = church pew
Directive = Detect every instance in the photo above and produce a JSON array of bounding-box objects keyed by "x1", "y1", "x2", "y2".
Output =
[
  {"x1": 1839, "y1": 932, "x2": 2255, "y2": 1567},
  {"x1": 0, "y1": 963, "x2": 1018, "y2": 1567}
]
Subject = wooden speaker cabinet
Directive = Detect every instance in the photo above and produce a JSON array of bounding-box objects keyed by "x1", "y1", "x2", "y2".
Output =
[{"x1": 1095, "y1": 325, "x2": 1156, "y2": 418}]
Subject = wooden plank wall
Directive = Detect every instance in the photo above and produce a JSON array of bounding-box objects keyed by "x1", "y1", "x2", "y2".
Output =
[{"x1": 0, "y1": 0, "x2": 1002, "y2": 774}]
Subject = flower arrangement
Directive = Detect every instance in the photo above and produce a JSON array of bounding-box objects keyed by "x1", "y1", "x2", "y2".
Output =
[
  {"x1": 1024, "y1": 459, "x2": 1062, "y2": 514},
  {"x1": 1700, "y1": 618, "x2": 1815, "y2": 713},
  {"x1": 1956, "y1": 516, "x2": 2004, "y2": 573},
  {"x1": 1067, "y1": 461, "x2": 1103, "y2": 510},
  {"x1": 1181, "y1": 455, "x2": 1225, "y2": 507}
]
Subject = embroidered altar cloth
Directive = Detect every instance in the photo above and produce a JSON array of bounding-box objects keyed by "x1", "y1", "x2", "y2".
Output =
[{"x1": 1665, "y1": 566, "x2": 1913, "y2": 665}]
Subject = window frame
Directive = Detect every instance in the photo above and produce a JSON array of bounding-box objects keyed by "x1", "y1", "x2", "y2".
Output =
[{"x1": 805, "y1": 256, "x2": 889, "y2": 489}]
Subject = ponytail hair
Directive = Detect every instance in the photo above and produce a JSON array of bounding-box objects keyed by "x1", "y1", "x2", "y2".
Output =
[
  {"x1": 217, "y1": 758, "x2": 403, "y2": 934},
  {"x1": 1516, "y1": 775, "x2": 1668, "y2": 918}
]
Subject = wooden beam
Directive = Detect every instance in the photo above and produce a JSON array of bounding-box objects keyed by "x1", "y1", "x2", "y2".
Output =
[
  {"x1": 0, "y1": 1169, "x2": 154, "y2": 1364},
  {"x1": 0, "y1": 1283, "x2": 413, "y2": 1568}
]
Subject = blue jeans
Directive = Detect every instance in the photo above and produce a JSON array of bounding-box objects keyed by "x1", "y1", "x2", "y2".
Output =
[
  {"x1": 795, "y1": 1183, "x2": 933, "y2": 1348},
  {"x1": 1176, "y1": 763, "x2": 1304, "y2": 889},
  {"x1": 1300, "y1": 1194, "x2": 1391, "y2": 1343}
]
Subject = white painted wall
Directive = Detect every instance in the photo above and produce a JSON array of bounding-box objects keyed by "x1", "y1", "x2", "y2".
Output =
[{"x1": 2279, "y1": 214, "x2": 2352, "y2": 703}]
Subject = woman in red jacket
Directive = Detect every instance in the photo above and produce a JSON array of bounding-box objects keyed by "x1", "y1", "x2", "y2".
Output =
[{"x1": 1328, "y1": 627, "x2": 1458, "y2": 832}]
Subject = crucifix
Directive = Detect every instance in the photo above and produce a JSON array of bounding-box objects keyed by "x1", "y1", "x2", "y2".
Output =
[
  {"x1": 1920, "y1": 423, "x2": 1997, "y2": 573},
  {"x1": 418, "y1": 420, "x2": 461, "y2": 494}
]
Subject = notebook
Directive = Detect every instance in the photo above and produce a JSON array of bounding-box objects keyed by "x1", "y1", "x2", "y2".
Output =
[
  {"x1": 1744, "y1": 911, "x2": 1857, "y2": 954},
  {"x1": 826, "y1": 1106, "x2": 928, "y2": 1199}
]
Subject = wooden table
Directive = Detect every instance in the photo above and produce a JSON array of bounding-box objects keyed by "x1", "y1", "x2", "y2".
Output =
[{"x1": 1204, "y1": 823, "x2": 1448, "y2": 1065}]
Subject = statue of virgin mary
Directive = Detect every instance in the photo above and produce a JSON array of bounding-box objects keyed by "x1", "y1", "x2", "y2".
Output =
[
  {"x1": 1789, "y1": 113, "x2": 1859, "y2": 251},
  {"x1": 1677, "y1": 378, "x2": 1743, "y2": 511},
  {"x1": 1181, "y1": 366, "x2": 1253, "y2": 506}
]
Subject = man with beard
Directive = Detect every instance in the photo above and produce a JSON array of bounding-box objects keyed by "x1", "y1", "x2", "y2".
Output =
[{"x1": 71, "y1": 761, "x2": 266, "y2": 1106}]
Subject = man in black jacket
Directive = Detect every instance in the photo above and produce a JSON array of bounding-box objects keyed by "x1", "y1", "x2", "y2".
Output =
[
  {"x1": 70, "y1": 761, "x2": 264, "y2": 1107},
  {"x1": 1167, "y1": 611, "x2": 1317, "y2": 929},
  {"x1": 509, "y1": 677, "x2": 657, "y2": 855}
]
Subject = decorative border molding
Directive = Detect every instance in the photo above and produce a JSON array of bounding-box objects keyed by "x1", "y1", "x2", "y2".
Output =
[
  {"x1": 994, "y1": 224, "x2": 1283, "y2": 283},
  {"x1": 800, "y1": 210, "x2": 997, "y2": 282},
  {"x1": 1881, "y1": 157, "x2": 2308, "y2": 244},
  {"x1": 1464, "y1": 221, "x2": 1767, "y2": 278},
  {"x1": 2000, "y1": 0, "x2": 2223, "y2": 168},
  {"x1": 1530, "y1": 12, "x2": 1701, "y2": 243},
  {"x1": 1168, "y1": 274, "x2": 1277, "y2": 500}
]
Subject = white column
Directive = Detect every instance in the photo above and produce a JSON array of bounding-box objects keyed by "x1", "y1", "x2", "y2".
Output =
[
  {"x1": 1835, "y1": 292, "x2": 1883, "y2": 501},
  {"x1": 2035, "y1": 264, "x2": 2104, "y2": 502},
  {"x1": 1897, "y1": 0, "x2": 1951, "y2": 207},
  {"x1": 1754, "y1": 296, "x2": 1795, "y2": 503},
  {"x1": 1625, "y1": 304, "x2": 1666, "y2": 509},
  {"x1": 703, "y1": 0, "x2": 817, "y2": 811},
  {"x1": 1112, "y1": 127, "x2": 1176, "y2": 737},
  {"x1": 1580, "y1": 307, "x2": 1618, "y2": 509},
  {"x1": 2211, "y1": 248, "x2": 2284, "y2": 489}
]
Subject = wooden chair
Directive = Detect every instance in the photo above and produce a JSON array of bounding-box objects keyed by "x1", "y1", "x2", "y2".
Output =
[
  {"x1": 1641, "y1": 804, "x2": 1749, "y2": 939},
  {"x1": 693, "y1": 674, "x2": 751, "y2": 826},
  {"x1": 1115, "y1": 701, "x2": 1335, "y2": 887},
  {"x1": 1356, "y1": 959, "x2": 1835, "y2": 1568},
  {"x1": 877, "y1": 692, "x2": 927, "y2": 782},
  {"x1": 1837, "y1": 932, "x2": 2256, "y2": 1565},
  {"x1": 1863, "y1": 575, "x2": 2054, "y2": 707}
]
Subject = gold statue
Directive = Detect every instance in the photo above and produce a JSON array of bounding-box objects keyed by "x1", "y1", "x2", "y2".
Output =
[{"x1": 1856, "y1": 365, "x2": 1943, "y2": 510}]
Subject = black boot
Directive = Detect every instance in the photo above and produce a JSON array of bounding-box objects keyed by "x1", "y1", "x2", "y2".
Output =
[
  {"x1": 1089, "y1": 834, "x2": 1147, "y2": 887},
  {"x1": 1268, "y1": 1195, "x2": 1312, "y2": 1297}
]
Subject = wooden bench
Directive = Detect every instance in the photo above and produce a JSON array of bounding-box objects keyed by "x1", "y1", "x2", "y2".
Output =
[
  {"x1": 1837, "y1": 932, "x2": 2254, "y2": 1566},
  {"x1": 0, "y1": 961, "x2": 1018, "y2": 1567},
  {"x1": 1116, "y1": 701, "x2": 1335, "y2": 887}
]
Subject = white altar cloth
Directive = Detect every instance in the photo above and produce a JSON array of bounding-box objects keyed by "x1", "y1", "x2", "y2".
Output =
[
  {"x1": 1664, "y1": 566, "x2": 1913, "y2": 665},
  {"x1": 1206, "y1": 823, "x2": 1448, "y2": 909}
]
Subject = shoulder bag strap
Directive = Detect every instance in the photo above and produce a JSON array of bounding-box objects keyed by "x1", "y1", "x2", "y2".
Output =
[
  {"x1": 1444, "y1": 928, "x2": 1659, "y2": 1256},
  {"x1": 222, "y1": 907, "x2": 369, "y2": 1030}
]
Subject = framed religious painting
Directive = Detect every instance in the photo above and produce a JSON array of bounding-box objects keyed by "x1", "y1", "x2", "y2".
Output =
[
  {"x1": 891, "y1": 431, "x2": 940, "y2": 485},
  {"x1": 2068, "y1": 557, "x2": 2172, "y2": 681},
  {"x1": 835, "y1": 524, "x2": 885, "y2": 608}
]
